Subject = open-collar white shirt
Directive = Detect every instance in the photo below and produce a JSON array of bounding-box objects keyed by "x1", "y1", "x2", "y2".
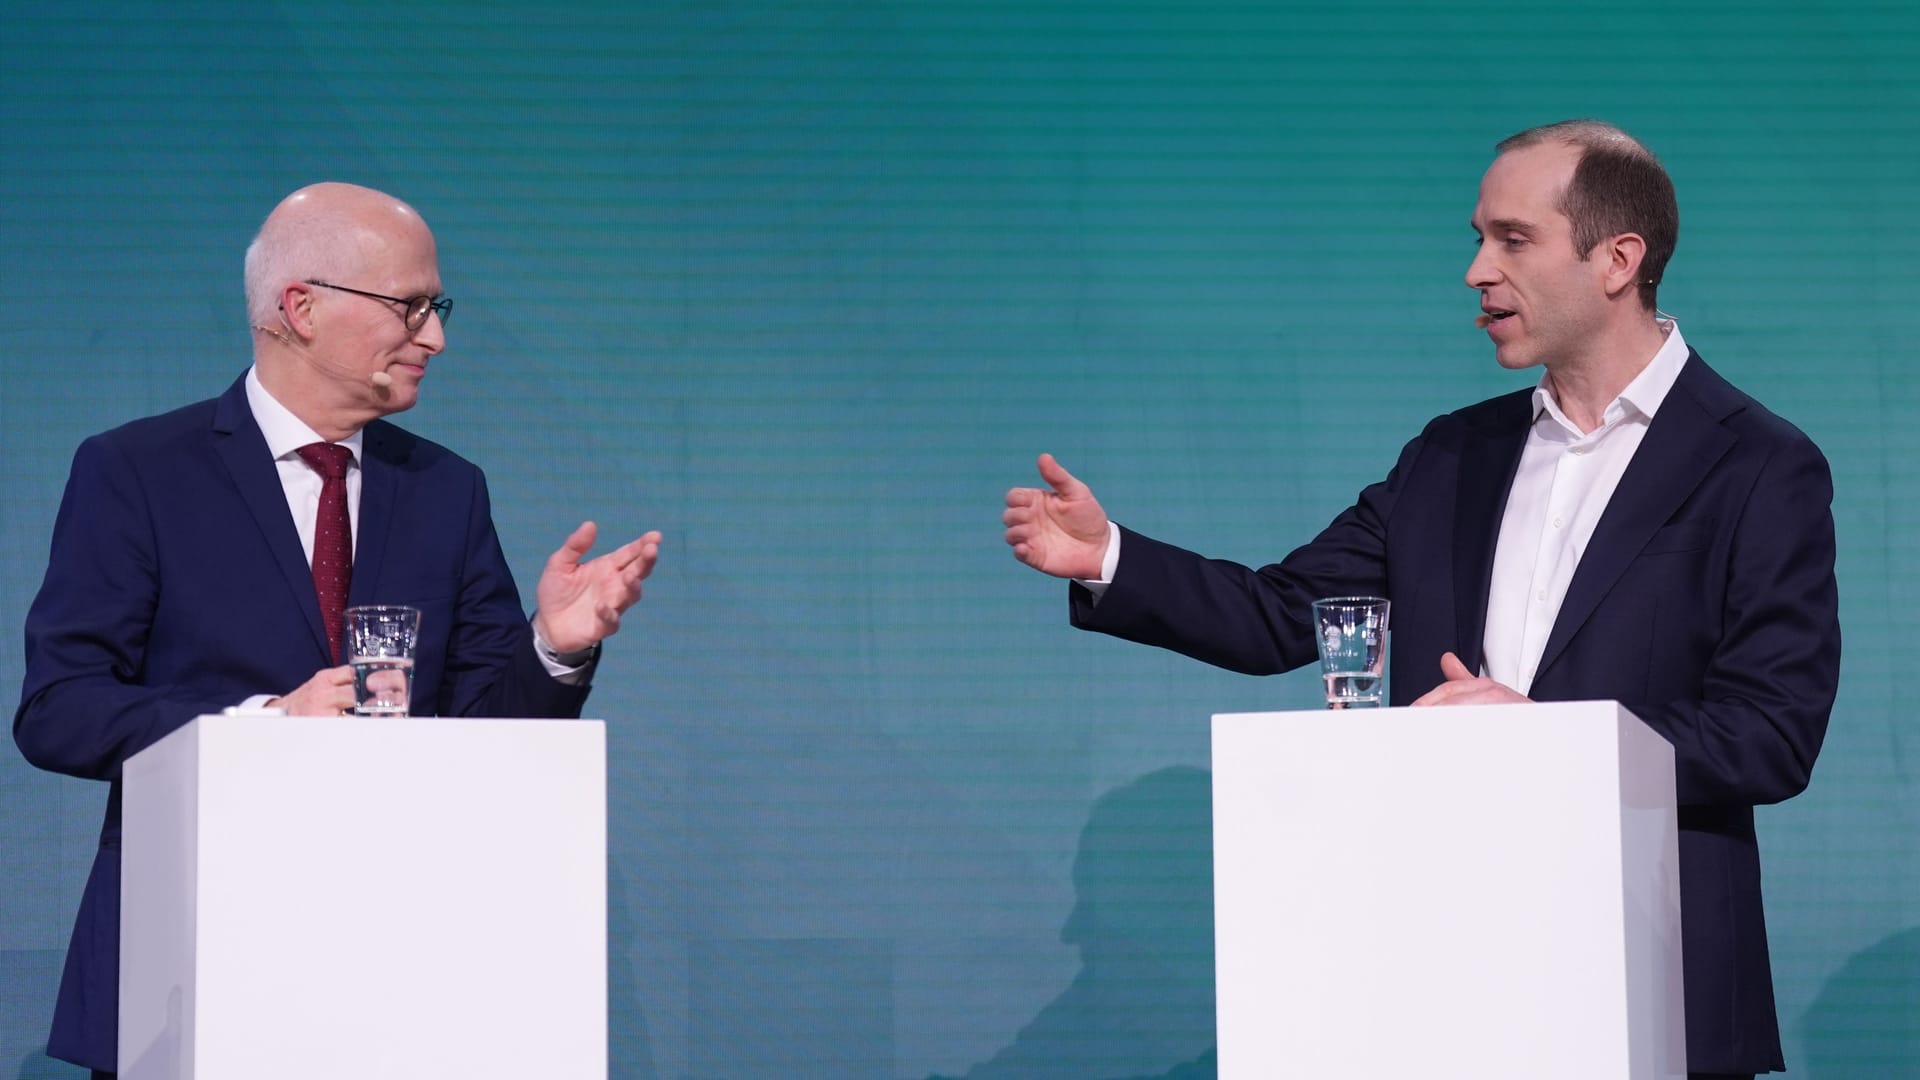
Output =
[{"x1": 1481, "y1": 319, "x2": 1690, "y2": 694}]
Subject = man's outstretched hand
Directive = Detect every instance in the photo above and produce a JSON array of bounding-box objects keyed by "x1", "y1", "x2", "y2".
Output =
[
  {"x1": 1003, "y1": 453, "x2": 1111, "y2": 581},
  {"x1": 533, "y1": 521, "x2": 663, "y2": 655}
]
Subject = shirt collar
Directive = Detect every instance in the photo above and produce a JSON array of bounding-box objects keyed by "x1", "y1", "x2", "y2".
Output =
[
  {"x1": 1531, "y1": 318, "x2": 1690, "y2": 431},
  {"x1": 245, "y1": 366, "x2": 364, "y2": 464}
]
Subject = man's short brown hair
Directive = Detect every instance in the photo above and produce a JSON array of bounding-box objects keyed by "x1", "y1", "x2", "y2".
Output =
[{"x1": 1498, "y1": 120, "x2": 1679, "y2": 311}]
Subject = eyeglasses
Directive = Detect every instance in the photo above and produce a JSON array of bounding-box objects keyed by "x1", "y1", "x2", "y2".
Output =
[{"x1": 305, "y1": 280, "x2": 453, "y2": 331}]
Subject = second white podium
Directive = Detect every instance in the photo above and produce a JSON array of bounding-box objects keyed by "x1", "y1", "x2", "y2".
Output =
[
  {"x1": 1212, "y1": 701, "x2": 1685, "y2": 1079},
  {"x1": 120, "y1": 714, "x2": 607, "y2": 1080}
]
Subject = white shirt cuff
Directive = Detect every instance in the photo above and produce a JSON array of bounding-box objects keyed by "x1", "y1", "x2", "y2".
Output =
[
  {"x1": 1074, "y1": 521, "x2": 1123, "y2": 599},
  {"x1": 533, "y1": 622, "x2": 597, "y2": 684}
]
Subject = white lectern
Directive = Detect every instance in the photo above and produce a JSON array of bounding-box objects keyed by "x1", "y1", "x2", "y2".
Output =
[
  {"x1": 1211, "y1": 701, "x2": 1684, "y2": 1079},
  {"x1": 120, "y1": 714, "x2": 607, "y2": 1079}
]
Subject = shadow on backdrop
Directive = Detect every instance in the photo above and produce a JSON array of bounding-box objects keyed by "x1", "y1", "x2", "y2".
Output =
[
  {"x1": 2, "y1": 949, "x2": 72, "y2": 1080},
  {"x1": 932, "y1": 765, "x2": 1217, "y2": 1080},
  {"x1": 1801, "y1": 925, "x2": 1920, "y2": 1078},
  {"x1": 608, "y1": 861, "x2": 659, "y2": 1080},
  {"x1": 11, "y1": 1048, "x2": 82, "y2": 1079}
]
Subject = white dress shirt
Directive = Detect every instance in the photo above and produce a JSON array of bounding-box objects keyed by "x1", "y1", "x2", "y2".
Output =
[
  {"x1": 246, "y1": 367, "x2": 364, "y2": 563},
  {"x1": 1481, "y1": 320, "x2": 1690, "y2": 695}
]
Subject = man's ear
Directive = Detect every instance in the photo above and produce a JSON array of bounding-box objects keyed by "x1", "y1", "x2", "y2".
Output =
[
  {"x1": 1602, "y1": 231, "x2": 1649, "y2": 299},
  {"x1": 280, "y1": 281, "x2": 318, "y2": 339}
]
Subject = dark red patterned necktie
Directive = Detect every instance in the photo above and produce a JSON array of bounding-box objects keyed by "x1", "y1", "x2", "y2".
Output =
[{"x1": 296, "y1": 442, "x2": 353, "y2": 662}]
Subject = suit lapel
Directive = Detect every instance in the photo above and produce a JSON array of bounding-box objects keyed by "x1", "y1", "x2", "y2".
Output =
[
  {"x1": 350, "y1": 421, "x2": 408, "y2": 606},
  {"x1": 1451, "y1": 393, "x2": 1533, "y2": 675},
  {"x1": 1533, "y1": 353, "x2": 1739, "y2": 681},
  {"x1": 210, "y1": 377, "x2": 333, "y2": 662}
]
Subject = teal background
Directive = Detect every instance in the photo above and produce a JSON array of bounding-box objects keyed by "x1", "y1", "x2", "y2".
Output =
[{"x1": 3, "y1": 2, "x2": 1916, "y2": 1076}]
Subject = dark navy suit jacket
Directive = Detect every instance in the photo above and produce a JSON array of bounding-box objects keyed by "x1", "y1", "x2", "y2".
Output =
[
  {"x1": 14, "y1": 374, "x2": 591, "y2": 1072},
  {"x1": 1072, "y1": 352, "x2": 1839, "y2": 1075}
]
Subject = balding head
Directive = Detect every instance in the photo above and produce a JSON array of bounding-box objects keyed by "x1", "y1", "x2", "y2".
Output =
[
  {"x1": 1493, "y1": 120, "x2": 1678, "y2": 310},
  {"x1": 244, "y1": 183, "x2": 433, "y2": 328},
  {"x1": 244, "y1": 182, "x2": 446, "y2": 441}
]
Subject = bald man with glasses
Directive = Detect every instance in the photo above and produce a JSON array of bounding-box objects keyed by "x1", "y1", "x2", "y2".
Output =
[{"x1": 14, "y1": 182, "x2": 662, "y2": 1077}]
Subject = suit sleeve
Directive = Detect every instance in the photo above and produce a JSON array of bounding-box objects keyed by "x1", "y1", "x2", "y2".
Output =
[
  {"x1": 1627, "y1": 432, "x2": 1840, "y2": 806},
  {"x1": 1068, "y1": 421, "x2": 1429, "y2": 675},
  {"x1": 13, "y1": 436, "x2": 228, "y2": 781},
  {"x1": 433, "y1": 470, "x2": 591, "y2": 720}
]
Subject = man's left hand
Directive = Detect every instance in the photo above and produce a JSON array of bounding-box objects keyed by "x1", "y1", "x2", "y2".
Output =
[
  {"x1": 533, "y1": 521, "x2": 663, "y2": 655},
  {"x1": 1410, "y1": 651, "x2": 1532, "y2": 706}
]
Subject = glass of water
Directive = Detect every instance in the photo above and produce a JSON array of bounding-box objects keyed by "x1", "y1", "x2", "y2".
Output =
[
  {"x1": 1311, "y1": 597, "x2": 1389, "y2": 709},
  {"x1": 342, "y1": 605, "x2": 421, "y2": 716}
]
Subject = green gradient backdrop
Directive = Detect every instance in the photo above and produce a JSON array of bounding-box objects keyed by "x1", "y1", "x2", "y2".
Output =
[{"x1": 3, "y1": 3, "x2": 1915, "y2": 1077}]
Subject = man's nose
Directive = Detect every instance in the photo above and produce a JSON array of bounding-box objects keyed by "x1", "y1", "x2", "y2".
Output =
[
  {"x1": 414, "y1": 311, "x2": 446, "y2": 354},
  {"x1": 1465, "y1": 246, "x2": 1500, "y2": 290}
]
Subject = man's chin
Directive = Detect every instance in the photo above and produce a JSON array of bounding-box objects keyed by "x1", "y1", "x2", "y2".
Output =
[
  {"x1": 371, "y1": 385, "x2": 421, "y2": 414},
  {"x1": 1491, "y1": 345, "x2": 1541, "y2": 371},
  {"x1": 370, "y1": 366, "x2": 427, "y2": 412}
]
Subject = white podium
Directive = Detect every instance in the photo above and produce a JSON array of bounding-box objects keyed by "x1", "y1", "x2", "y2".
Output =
[
  {"x1": 119, "y1": 714, "x2": 607, "y2": 1079},
  {"x1": 1211, "y1": 701, "x2": 1684, "y2": 1079}
]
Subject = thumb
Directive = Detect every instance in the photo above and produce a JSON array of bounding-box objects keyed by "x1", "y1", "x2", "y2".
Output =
[
  {"x1": 1036, "y1": 453, "x2": 1089, "y2": 499},
  {"x1": 1439, "y1": 651, "x2": 1475, "y2": 682},
  {"x1": 549, "y1": 520, "x2": 597, "y2": 570}
]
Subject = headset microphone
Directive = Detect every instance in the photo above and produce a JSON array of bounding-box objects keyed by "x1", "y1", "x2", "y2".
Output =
[
  {"x1": 369, "y1": 371, "x2": 393, "y2": 389},
  {"x1": 1475, "y1": 314, "x2": 1493, "y2": 329}
]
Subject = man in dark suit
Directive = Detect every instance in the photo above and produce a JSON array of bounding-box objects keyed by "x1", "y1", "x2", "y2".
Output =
[
  {"x1": 1002, "y1": 121, "x2": 1838, "y2": 1079},
  {"x1": 14, "y1": 182, "x2": 663, "y2": 1076}
]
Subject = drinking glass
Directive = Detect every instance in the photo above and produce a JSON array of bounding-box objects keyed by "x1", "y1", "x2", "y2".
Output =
[
  {"x1": 342, "y1": 605, "x2": 421, "y2": 716},
  {"x1": 1311, "y1": 597, "x2": 1389, "y2": 709}
]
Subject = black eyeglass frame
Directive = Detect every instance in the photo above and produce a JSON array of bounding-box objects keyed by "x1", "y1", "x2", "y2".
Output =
[{"x1": 304, "y1": 279, "x2": 453, "y2": 331}]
